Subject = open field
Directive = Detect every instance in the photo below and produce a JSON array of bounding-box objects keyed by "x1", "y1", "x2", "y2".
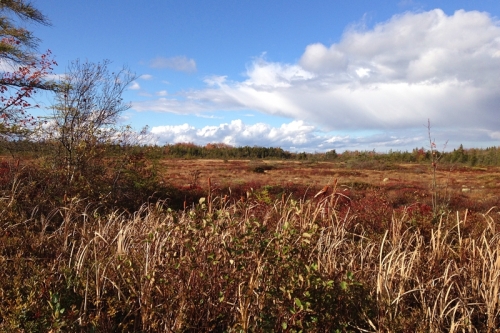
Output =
[
  {"x1": 160, "y1": 158, "x2": 500, "y2": 190},
  {"x1": 1, "y1": 157, "x2": 500, "y2": 332},
  {"x1": 159, "y1": 158, "x2": 500, "y2": 212}
]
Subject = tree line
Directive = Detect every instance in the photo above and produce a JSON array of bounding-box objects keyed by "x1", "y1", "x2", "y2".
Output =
[
  {"x1": 158, "y1": 143, "x2": 500, "y2": 166},
  {"x1": 4, "y1": 139, "x2": 500, "y2": 167}
]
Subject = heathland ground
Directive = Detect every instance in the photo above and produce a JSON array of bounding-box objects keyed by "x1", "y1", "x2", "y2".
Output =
[{"x1": 1, "y1": 153, "x2": 499, "y2": 332}]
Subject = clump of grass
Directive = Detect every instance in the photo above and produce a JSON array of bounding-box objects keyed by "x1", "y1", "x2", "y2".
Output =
[{"x1": 249, "y1": 164, "x2": 277, "y2": 174}]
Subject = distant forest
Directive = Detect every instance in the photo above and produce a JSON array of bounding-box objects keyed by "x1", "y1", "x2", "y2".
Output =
[{"x1": 3, "y1": 141, "x2": 500, "y2": 167}]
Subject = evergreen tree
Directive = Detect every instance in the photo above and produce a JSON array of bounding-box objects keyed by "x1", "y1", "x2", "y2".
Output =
[
  {"x1": 0, "y1": 0, "x2": 50, "y2": 64},
  {"x1": 0, "y1": 0, "x2": 56, "y2": 142}
]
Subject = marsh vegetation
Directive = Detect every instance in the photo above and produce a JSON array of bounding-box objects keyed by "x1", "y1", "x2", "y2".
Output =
[{"x1": 1, "y1": 150, "x2": 499, "y2": 332}]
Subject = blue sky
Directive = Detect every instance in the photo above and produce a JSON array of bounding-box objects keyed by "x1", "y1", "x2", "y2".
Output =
[{"x1": 31, "y1": 0, "x2": 500, "y2": 152}]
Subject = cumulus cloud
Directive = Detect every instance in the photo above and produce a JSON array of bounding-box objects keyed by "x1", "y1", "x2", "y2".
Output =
[
  {"x1": 134, "y1": 9, "x2": 500, "y2": 149},
  {"x1": 150, "y1": 118, "x2": 500, "y2": 152},
  {"x1": 139, "y1": 74, "x2": 153, "y2": 80},
  {"x1": 150, "y1": 56, "x2": 197, "y2": 73},
  {"x1": 149, "y1": 119, "x2": 428, "y2": 152},
  {"x1": 151, "y1": 120, "x2": 314, "y2": 148},
  {"x1": 300, "y1": 43, "x2": 348, "y2": 73}
]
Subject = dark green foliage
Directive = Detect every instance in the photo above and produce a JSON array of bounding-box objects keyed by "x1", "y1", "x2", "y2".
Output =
[
  {"x1": 163, "y1": 143, "x2": 293, "y2": 160},
  {"x1": 159, "y1": 143, "x2": 500, "y2": 167},
  {"x1": 250, "y1": 163, "x2": 277, "y2": 173}
]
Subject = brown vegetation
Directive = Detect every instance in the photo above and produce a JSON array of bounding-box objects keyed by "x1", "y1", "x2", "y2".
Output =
[{"x1": 1, "y1": 156, "x2": 499, "y2": 332}]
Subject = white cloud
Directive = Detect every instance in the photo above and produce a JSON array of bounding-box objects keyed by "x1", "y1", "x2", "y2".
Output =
[
  {"x1": 299, "y1": 43, "x2": 348, "y2": 73},
  {"x1": 135, "y1": 9, "x2": 500, "y2": 149},
  {"x1": 490, "y1": 131, "x2": 500, "y2": 140},
  {"x1": 151, "y1": 120, "x2": 319, "y2": 149},
  {"x1": 355, "y1": 68, "x2": 371, "y2": 78},
  {"x1": 129, "y1": 81, "x2": 141, "y2": 90},
  {"x1": 149, "y1": 119, "x2": 427, "y2": 152},
  {"x1": 204, "y1": 75, "x2": 227, "y2": 86},
  {"x1": 195, "y1": 114, "x2": 223, "y2": 119},
  {"x1": 140, "y1": 74, "x2": 153, "y2": 80},
  {"x1": 156, "y1": 90, "x2": 168, "y2": 96},
  {"x1": 243, "y1": 59, "x2": 315, "y2": 88},
  {"x1": 150, "y1": 56, "x2": 197, "y2": 73}
]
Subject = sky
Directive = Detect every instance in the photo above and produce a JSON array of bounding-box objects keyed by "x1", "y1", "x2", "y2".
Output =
[{"x1": 28, "y1": 0, "x2": 500, "y2": 152}]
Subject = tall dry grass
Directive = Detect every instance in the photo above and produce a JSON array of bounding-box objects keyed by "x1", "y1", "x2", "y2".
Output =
[{"x1": 1, "y1": 182, "x2": 499, "y2": 331}]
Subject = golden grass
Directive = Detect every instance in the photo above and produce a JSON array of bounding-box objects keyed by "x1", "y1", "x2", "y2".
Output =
[{"x1": 2, "y1": 193, "x2": 493, "y2": 331}]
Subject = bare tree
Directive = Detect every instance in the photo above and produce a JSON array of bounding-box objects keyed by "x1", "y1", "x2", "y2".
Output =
[
  {"x1": 427, "y1": 119, "x2": 448, "y2": 217},
  {"x1": 49, "y1": 59, "x2": 136, "y2": 184}
]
